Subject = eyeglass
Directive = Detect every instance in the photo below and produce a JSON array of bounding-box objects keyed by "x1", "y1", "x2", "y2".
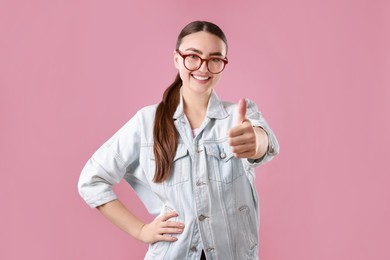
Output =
[{"x1": 176, "y1": 49, "x2": 228, "y2": 74}]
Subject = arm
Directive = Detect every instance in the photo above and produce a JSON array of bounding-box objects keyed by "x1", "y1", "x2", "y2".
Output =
[
  {"x1": 78, "y1": 111, "x2": 184, "y2": 244},
  {"x1": 253, "y1": 126, "x2": 269, "y2": 159},
  {"x1": 97, "y1": 199, "x2": 184, "y2": 244}
]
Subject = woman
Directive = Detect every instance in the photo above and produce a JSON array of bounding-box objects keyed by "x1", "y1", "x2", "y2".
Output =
[{"x1": 78, "y1": 20, "x2": 279, "y2": 260}]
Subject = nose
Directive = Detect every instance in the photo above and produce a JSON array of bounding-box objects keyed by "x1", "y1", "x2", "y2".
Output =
[{"x1": 198, "y1": 60, "x2": 209, "y2": 73}]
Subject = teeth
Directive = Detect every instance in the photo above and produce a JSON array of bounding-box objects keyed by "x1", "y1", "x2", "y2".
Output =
[{"x1": 193, "y1": 75, "x2": 209, "y2": 81}]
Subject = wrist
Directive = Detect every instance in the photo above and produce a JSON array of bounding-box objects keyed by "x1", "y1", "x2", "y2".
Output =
[
  {"x1": 135, "y1": 223, "x2": 147, "y2": 242},
  {"x1": 253, "y1": 126, "x2": 269, "y2": 159}
]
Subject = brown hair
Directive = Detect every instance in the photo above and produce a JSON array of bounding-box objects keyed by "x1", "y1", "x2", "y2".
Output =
[{"x1": 152, "y1": 21, "x2": 228, "y2": 183}]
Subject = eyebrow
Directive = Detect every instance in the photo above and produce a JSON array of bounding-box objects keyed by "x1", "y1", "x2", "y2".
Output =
[{"x1": 184, "y1": 48, "x2": 224, "y2": 57}]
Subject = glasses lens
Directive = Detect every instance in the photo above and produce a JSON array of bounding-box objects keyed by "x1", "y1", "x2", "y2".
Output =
[
  {"x1": 207, "y1": 58, "x2": 225, "y2": 74},
  {"x1": 184, "y1": 55, "x2": 201, "y2": 71}
]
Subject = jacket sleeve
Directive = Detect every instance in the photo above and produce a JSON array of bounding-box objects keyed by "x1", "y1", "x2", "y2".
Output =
[
  {"x1": 78, "y1": 112, "x2": 142, "y2": 208},
  {"x1": 244, "y1": 98, "x2": 280, "y2": 167}
]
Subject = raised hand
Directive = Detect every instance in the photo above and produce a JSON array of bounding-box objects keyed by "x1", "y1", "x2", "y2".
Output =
[{"x1": 228, "y1": 98, "x2": 267, "y2": 159}]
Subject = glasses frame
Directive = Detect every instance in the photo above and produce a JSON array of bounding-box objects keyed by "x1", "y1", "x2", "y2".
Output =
[{"x1": 176, "y1": 49, "x2": 228, "y2": 74}]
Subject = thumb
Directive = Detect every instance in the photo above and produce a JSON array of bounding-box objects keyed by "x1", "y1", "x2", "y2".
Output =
[{"x1": 237, "y1": 98, "x2": 247, "y2": 125}]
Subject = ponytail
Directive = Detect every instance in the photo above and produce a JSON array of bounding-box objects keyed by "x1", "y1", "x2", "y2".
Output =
[
  {"x1": 152, "y1": 74, "x2": 182, "y2": 182},
  {"x1": 152, "y1": 21, "x2": 227, "y2": 182}
]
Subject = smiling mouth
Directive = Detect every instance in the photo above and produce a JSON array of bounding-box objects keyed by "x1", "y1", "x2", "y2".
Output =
[{"x1": 192, "y1": 74, "x2": 211, "y2": 81}]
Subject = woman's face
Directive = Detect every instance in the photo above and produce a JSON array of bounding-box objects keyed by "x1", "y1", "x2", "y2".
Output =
[{"x1": 174, "y1": 31, "x2": 227, "y2": 96}]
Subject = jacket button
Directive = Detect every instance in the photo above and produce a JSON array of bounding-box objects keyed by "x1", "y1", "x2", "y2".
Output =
[
  {"x1": 220, "y1": 152, "x2": 226, "y2": 159},
  {"x1": 196, "y1": 180, "x2": 207, "y2": 186},
  {"x1": 206, "y1": 248, "x2": 215, "y2": 252},
  {"x1": 190, "y1": 246, "x2": 197, "y2": 252},
  {"x1": 269, "y1": 145, "x2": 274, "y2": 154},
  {"x1": 198, "y1": 215, "x2": 207, "y2": 221}
]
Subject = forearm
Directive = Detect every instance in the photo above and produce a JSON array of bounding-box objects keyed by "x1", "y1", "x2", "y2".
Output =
[
  {"x1": 253, "y1": 126, "x2": 269, "y2": 159},
  {"x1": 97, "y1": 199, "x2": 145, "y2": 241}
]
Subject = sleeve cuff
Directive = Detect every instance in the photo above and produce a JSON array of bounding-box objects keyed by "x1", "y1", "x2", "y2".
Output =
[{"x1": 84, "y1": 191, "x2": 118, "y2": 208}]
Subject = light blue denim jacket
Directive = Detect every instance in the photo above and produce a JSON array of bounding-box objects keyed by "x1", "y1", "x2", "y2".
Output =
[{"x1": 78, "y1": 89, "x2": 279, "y2": 260}]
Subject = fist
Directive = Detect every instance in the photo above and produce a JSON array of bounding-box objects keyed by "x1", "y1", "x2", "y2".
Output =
[{"x1": 228, "y1": 98, "x2": 264, "y2": 159}]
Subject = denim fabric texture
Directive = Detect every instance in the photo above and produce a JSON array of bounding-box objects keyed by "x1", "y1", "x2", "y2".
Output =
[{"x1": 78, "y1": 89, "x2": 279, "y2": 260}]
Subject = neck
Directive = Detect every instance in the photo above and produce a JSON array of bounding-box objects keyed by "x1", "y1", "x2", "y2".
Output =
[
  {"x1": 182, "y1": 87, "x2": 211, "y2": 111},
  {"x1": 181, "y1": 87, "x2": 212, "y2": 129}
]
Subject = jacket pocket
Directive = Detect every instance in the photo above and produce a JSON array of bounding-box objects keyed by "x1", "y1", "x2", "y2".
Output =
[
  {"x1": 150, "y1": 143, "x2": 190, "y2": 186},
  {"x1": 239, "y1": 205, "x2": 258, "y2": 251},
  {"x1": 204, "y1": 142, "x2": 244, "y2": 184}
]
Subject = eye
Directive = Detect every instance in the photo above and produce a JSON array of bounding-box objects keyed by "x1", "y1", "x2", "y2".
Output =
[
  {"x1": 189, "y1": 55, "x2": 199, "y2": 60},
  {"x1": 211, "y1": 58, "x2": 222, "y2": 63}
]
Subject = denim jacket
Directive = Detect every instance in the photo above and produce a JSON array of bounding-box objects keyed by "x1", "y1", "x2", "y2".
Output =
[{"x1": 78, "y1": 89, "x2": 279, "y2": 260}]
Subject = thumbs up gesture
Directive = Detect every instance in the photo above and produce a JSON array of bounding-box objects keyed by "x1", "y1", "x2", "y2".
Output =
[{"x1": 228, "y1": 98, "x2": 268, "y2": 159}]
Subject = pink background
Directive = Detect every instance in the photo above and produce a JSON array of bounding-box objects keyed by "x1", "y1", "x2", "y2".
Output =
[{"x1": 1, "y1": 0, "x2": 389, "y2": 259}]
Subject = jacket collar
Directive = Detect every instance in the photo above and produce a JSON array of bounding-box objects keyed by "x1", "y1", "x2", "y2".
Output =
[{"x1": 173, "y1": 88, "x2": 229, "y2": 120}]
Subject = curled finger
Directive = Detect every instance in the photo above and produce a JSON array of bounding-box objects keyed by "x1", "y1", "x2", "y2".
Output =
[{"x1": 156, "y1": 234, "x2": 178, "y2": 242}]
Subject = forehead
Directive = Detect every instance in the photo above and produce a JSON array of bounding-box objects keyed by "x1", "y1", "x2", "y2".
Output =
[{"x1": 179, "y1": 31, "x2": 227, "y2": 55}]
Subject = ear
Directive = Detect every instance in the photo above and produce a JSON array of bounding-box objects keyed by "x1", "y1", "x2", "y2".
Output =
[{"x1": 173, "y1": 50, "x2": 180, "y2": 69}]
